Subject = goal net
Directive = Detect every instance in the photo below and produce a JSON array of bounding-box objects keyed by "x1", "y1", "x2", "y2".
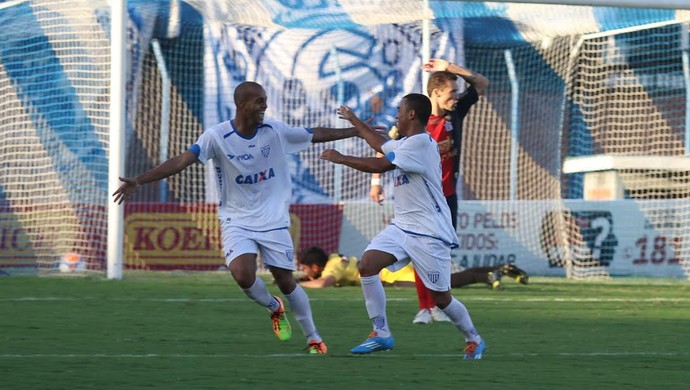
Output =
[
  {"x1": 0, "y1": 0, "x2": 111, "y2": 275},
  {"x1": 1, "y1": 0, "x2": 689, "y2": 280}
]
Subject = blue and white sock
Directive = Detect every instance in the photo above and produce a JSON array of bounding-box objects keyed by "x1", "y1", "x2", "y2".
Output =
[
  {"x1": 360, "y1": 274, "x2": 391, "y2": 338},
  {"x1": 285, "y1": 285, "x2": 321, "y2": 342},
  {"x1": 442, "y1": 297, "x2": 481, "y2": 343},
  {"x1": 242, "y1": 277, "x2": 280, "y2": 311}
]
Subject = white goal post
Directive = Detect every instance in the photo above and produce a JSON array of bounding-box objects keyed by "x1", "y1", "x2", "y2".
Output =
[{"x1": 108, "y1": 0, "x2": 126, "y2": 279}]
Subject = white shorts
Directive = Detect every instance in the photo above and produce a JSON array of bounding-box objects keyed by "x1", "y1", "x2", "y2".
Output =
[
  {"x1": 365, "y1": 224, "x2": 452, "y2": 291},
  {"x1": 221, "y1": 223, "x2": 295, "y2": 271}
]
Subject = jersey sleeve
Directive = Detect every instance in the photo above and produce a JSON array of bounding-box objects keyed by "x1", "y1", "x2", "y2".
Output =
[
  {"x1": 272, "y1": 120, "x2": 313, "y2": 154},
  {"x1": 455, "y1": 86, "x2": 479, "y2": 120},
  {"x1": 381, "y1": 135, "x2": 433, "y2": 174},
  {"x1": 189, "y1": 129, "x2": 216, "y2": 164}
]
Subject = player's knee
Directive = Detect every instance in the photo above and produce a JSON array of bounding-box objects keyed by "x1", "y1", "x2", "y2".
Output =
[
  {"x1": 231, "y1": 270, "x2": 255, "y2": 289},
  {"x1": 431, "y1": 291, "x2": 452, "y2": 309},
  {"x1": 228, "y1": 254, "x2": 258, "y2": 288},
  {"x1": 272, "y1": 269, "x2": 297, "y2": 293},
  {"x1": 357, "y1": 260, "x2": 379, "y2": 277}
]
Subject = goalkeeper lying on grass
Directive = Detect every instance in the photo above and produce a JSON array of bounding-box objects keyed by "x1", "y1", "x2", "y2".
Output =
[{"x1": 297, "y1": 246, "x2": 529, "y2": 290}]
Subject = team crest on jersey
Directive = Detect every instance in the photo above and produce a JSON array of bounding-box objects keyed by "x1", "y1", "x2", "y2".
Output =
[
  {"x1": 394, "y1": 174, "x2": 409, "y2": 187},
  {"x1": 285, "y1": 250, "x2": 294, "y2": 261},
  {"x1": 261, "y1": 145, "x2": 270, "y2": 158},
  {"x1": 428, "y1": 271, "x2": 440, "y2": 284},
  {"x1": 444, "y1": 121, "x2": 453, "y2": 132}
]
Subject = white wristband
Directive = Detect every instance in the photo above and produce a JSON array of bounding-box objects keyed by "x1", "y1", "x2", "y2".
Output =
[{"x1": 370, "y1": 178, "x2": 381, "y2": 186}]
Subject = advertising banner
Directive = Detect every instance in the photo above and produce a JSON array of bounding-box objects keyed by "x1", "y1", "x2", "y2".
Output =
[{"x1": 453, "y1": 200, "x2": 688, "y2": 278}]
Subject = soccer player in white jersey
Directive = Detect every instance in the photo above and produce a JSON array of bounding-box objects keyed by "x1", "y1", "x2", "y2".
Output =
[
  {"x1": 113, "y1": 81, "x2": 370, "y2": 355},
  {"x1": 320, "y1": 93, "x2": 486, "y2": 359}
]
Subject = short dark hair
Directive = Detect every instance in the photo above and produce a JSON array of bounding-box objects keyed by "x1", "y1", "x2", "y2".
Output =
[
  {"x1": 299, "y1": 247, "x2": 328, "y2": 267},
  {"x1": 234, "y1": 81, "x2": 263, "y2": 105},
  {"x1": 427, "y1": 71, "x2": 457, "y2": 96},
  {"x1": 403, "y1": 93, "x2": 432, "y2": 125}
]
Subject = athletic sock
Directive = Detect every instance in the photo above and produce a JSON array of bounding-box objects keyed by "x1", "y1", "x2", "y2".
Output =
[
  {"x1": 441, "y1": 297, "x2": 481, "y2": 343},
  {"x1": 242, "y1": 277, "x2": 280, "y2": 311},
  {"x1": 284, "y1": 285, "x2": 321, "y2": 342},
  {"x1": 360, "y1": 274, "x2": 391, "y2": 338}
]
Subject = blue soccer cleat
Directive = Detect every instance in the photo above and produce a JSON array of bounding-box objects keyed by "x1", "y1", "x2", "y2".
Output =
[
  {"x1": 350, "y1": 331, "x2": 395, "y2": 354},
  {"x1": 464, "y1": 339, "x2": 486, "y2": 360}
]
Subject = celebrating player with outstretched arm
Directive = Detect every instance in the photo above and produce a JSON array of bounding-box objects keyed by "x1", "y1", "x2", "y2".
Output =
[
  {"x1": 320, "y1": 94, "x2": 486, "y2": 359},
  {"x1": 370, "y1": 58, "x2": 491, "y2": 324},
  {"x1": 113, "y1": 81, "x2": 373, "y2": 355}
]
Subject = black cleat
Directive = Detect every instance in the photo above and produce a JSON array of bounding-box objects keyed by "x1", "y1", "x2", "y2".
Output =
[{"x1": 500, "y1": 263, "x2": 529, "y2": 284}]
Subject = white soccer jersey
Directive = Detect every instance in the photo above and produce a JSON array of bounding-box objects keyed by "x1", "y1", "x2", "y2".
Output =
[
  {"x1": 190, "y1": 118, "x2": 313, "y2": 230},
  {"x1": 381, "y1": 133, "x2": 459, "y2": 247}
]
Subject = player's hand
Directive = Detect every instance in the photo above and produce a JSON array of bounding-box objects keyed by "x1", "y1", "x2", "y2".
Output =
[
  {"x1": 337, "y1": 105, "x2": 356, "y2": 122},
  {"x1": 360, "y1": 117, "x2": 387, "y2": 137},
  {"x1": 368, "y1": 125, "x2": 389, "y2": 137},
  {"x1": 339, "y1": 107, "x2": 386, "y2": 136},
  {"x1": 112, "y1": 176, "x2": 139, "y2": 204},
  {"x1": 437, "y1": 138, "x2": 451, "y2": 154},
  {"x1": 369, "y1": 185, "x2": 386, "y2": 205},
  {"x1": 363, "y1": 117, "x2": 387, "y2": 134},
  {"x1": 422, "y1": 58, "x2": 450, "y2": 72},
  {"x1": 320, "y1": 149, "x2": 344, "y2": 163}
]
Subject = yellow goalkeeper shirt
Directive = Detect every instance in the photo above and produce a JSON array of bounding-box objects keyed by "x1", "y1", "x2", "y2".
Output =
[
  {"x1": 322, "y1": 254, "x2": 360, "y2": 286},
  {"x1": 323, "y1": 253, "x2": 415, "y2": 286}
]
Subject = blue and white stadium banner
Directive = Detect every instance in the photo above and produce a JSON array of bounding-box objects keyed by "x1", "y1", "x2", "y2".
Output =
[{"x1": 202, "y1": 21, "x2": 457, "y2": 203}]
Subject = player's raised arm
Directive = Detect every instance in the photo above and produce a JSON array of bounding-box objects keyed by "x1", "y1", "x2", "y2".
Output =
[
  {"x1": 423, "y1": 58, "x2": 489, "y2": 95},
  {"x1": 336, "y1": 105, "x2": 387, "y2": 153},
  {"x1": 112, "y1": 150, "x2": 198, "y2": 204}
]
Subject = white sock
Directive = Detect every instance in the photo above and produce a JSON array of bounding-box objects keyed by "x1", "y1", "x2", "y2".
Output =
[
  {"x1": 242, "y1": 277, "x2": 280, "y2": 312},
  {"x1": 360, "y1": 274, "x2": 390, "y2": 338},
  {"x1": 285, "y1": 285, "x2": 321, "y2": 342},
  {"x1": 441, "y1": 297, "x2": 481, "y2": 343}
]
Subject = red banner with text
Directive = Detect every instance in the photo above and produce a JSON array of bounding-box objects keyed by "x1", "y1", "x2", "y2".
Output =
[{"x1": 124, "y1": 203, "x2": 344, "y2": 270}]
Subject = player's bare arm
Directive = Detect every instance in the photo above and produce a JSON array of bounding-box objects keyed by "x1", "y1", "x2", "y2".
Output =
[
  {"x1": 112, "y1": 150, "x2": 198, "y2": 204},
  {"x1": 311, "y1": 122, "x2": 386, "y2": 143},
  {"x1": 300, "y1": 275, "x2": 337, "y2": 288},
  {"x1": 320, "y1": 149, "x2": 394, "y2": 173},
  {"x1": 336, "y1": 105, "x2": 387, "y2": 153},
  {"x1": 310, "y1": 126, "x2": 358, "y2": 142},
  {"x1": 423, "y1": 58, "x2": 489, "y2": 95}
]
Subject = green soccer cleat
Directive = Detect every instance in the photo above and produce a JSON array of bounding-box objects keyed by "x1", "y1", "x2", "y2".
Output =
[
  {"x1": 270, "y1": 296, "x2": 292, "y2": 341},
  {"x1": 305, "y1": 340, "x2": 328, "y2": 355}
]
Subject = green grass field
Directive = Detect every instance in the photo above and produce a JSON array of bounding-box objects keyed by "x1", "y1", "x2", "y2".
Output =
[{"x1": 1, "y1": 273, "x2": 688, "y2": 390}]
